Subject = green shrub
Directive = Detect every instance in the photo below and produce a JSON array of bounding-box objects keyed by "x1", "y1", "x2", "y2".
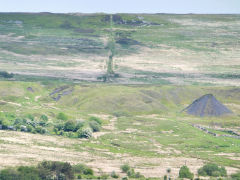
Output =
[
  {"x1": 40, "y1": 115, "x2": 48, "y2": 122},
  {"x1": 54, "y1": 123, "x2": 64, "y2": 131},
  {"x1": 77, "y1": 128, "x2": 92, "y2": 139},
  {"x1": 122, "y1": 177, "x2": 128, "y2": 180},
  {"x1": 57, "y1": 112, "x2": 68, "y2": 121},
  {"x1": 126, "y1": 167, "x2": 144, "y2": 179},
  {"x1": 38, "y1": 161, "x2": 74, "y2": 180},
  {"x1": 1, "y1": 120, "x2": 10, "y2": 130},
  {"x1": 26, "y1": 125, "x2": 33, "y2": 132},
  {"x1": 0, "y1": 166, "x2": 40, "y2": 180},
  {"x1": 36, "y1": 126, "x2": 42, "y2": 133},
  {"x1": 74, "y1": 121, "x2": 84, "y2": 132},
  {"x1": 57, "y1": 130, "x2": 65, "y2": 136},
  {"x1": 179, "y1": 166, "x2": 194, "y2": 179},
  {"x1": 17, "y1": 166, "x2": 40, "y2": 180},
  {"x1": 0, "y1": 168, "x2": 19, "y2": 180},
  {"x1": 135, "y1": 172, "x2": 144, "y2": 179},
  {"x1": 84, "y1": 168, "x2": 94, "y2": 175},
  {"x1": 167, "y1": 168, "x2": 171, "y2": 174},
  {"x1": 89, "y1": 116, "x2": 102, "y2": 125},
  {"x1": 164, "y1": 175, "x2": 167, "y2": 180},
  {"x1": 77, "y1": 174, "x2": 82, "y2": 179},
  {"x1": 65, "y1": 132, "x2": 75, "y2": 138},
  {"x1": 64, "y1": 121, "x2": 76, "y2": 132},
  {"x1": 231, "y1": 172, "x2": 240, "y2": 180},
  {"x1": 111, "y1": 171, "x2": 119, "y2": 178},
  {"x1": 100, "y1": 174, "x2": 110, "y2": 180},
  {"x1": 127, "y1": 168, "x2": 135, "y2": 178},
  {"x1": 27, "y1": 114, "x2": 34, "y2": 121},
  {"x1": 73, "y1": 164, "x2": 93, "y2": 175},
  {"x1": 121, "y1": 164, "x2": 130, "y2": 173},
  {"x1": 198, "y1": 164, "x2": 227, "y2": 177},
  {"x1": 89, "y1": 121, "x2": 101, "y2": 132},
  {"x1": 0, "y1": 71, "x2": 14, "y2": 78}
]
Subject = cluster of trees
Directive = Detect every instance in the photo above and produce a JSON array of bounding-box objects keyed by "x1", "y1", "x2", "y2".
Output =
[
  {"x1": 0, "y1": 161, "x2": 240, "y2": 180},
  {"x1": 0, "y1": 71, "x2": 14, "y2": 78},
  {"x1": 53, "y1": 115, "x2": 102, "y2": 139},
  {"x1": 0, "y1": 111, "x2": 102, "y2": 139},
  {"x1": 177, "y1": 163, "x2": 234, "y2": 180},
  {"x1": 120, "y1": 164, "x2": 145, "y2": 179},
  {"x1": 0, "y1": 113, "x2": 48, "y2": 135},
  {"x1": 198, "y1": 163, "x2": 227, "y2": 177},
  {"x1": 0, "y1": 161, "x2": 109, "y2": 180},
  {"x1": 0, "y1": 161, "x2": 73, "y2": 180}
]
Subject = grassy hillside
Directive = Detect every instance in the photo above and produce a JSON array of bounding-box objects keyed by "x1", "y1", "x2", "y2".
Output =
[
  {"x1": 0, "y1": 13, "x2": 240, "y2": 85},
  {"x1": 0, "y1": 80, "x2": 239, "y2": 178},
  {"x1": 0, "y1": 13, "x2": 240, "y2": 178}
]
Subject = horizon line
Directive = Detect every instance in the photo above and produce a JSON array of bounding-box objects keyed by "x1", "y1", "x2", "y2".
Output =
[{"x1": 0, "y1": 12, "x2": 240, "y2": 15}]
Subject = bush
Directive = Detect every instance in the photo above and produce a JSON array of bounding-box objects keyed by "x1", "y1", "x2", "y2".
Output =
[
  {"x1": 164, "y1": 175, "x2": 167, "y2": 180},
  {"x1": 127, "y1": 168, "x2": 135, "y2": 178},
  {"x1": 77, "y1": 128, "x2": 92, "y2": 139},
  {"x1": 0, "y1": 71, "x2": 14, "y2": 78},
  {"x1": 125, "y1": 167, "x2": 144, "y2": 179},
  {"x1": 231, "y1": 172, "x2": 240, "y2": 180},
  {"x1": 0, "y1": 166, "x2": 40, "y2": 180},
  {"x1": 38, "y1": 161, "x2": 74, "y2": 180},
  {"x1": 57, "y1": 112, "x2": 68, "y2": 121},
  {"x1": 74, "y1": 121, "x2": 84, "y2": 132},
  {"x1": 40, "y1": 115, "x2": 48, "y2": 122},
  {"x1": 17, "y1": 166, "x2": 40, "y2": 180},
  {"x1": 111, "y1": 171, "x2": 119, "y2": 178},
  {"x1": 26, "y1": 125, "x2": 33, "y2": 132},
  {"x1": 89, "y1": 121, "x2": 101, "y2": 132},
  {"x1": 198, "y1": 164, "x2": 227, "y2": 177},
  {"x1": 179, "y1": 166, "x2": 194, "y2": 179},
  {"x1": 121, "y1": 164, "x2": 130, "y2": 173},
  {"x1": 27, "y1": 114, "x2": 34, "y2": 121},
  {"x1": 64, "y1": 121, "x2": 76, "y2": 132},
  {"x1": 89, "y1": 116, "x2": 102, "y2": 125},
  {"x1": 0, "y1": 168, "x2": 19, "y2": 180},
  {"x1": 39, "y1": 121, "x2": 47, "y2": 127},
  {"x1": 35, "y1": 126, "x2": 46, "y2": 134},
  {"x1": 54, "y1": 123, "x2": 64, "y2": 131},
  {"x1": 73, "y1": 164, "x2": 93, "y2": 175},
  {"x1": 1, "y1": 120, "x2": 10, "y2": 130}
]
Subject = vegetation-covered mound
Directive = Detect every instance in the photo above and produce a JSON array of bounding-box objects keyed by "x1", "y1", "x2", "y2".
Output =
[{"x1": 183, "y1": 94, "x2": 233, "y2": 117}]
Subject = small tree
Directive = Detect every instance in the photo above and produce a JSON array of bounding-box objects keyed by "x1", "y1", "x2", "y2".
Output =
[
  {"x1": 231, "y1": 172, "x2": 240, "y2": 180},
  {"x1": 89, "y1": 121, "x2": 101, "y2": 132},
  {"x1": 57, "y1": 112, "x2": 68, "y2": 121},
  {"x1": 40, "y1": 115, "x2": 48, "y2": 122},
  {"x1": 179, "y1": 165, "x2": 194, "y2": 179},
  {"x1": 64, "y1": 121, "x2": 76, "y2": 132},
  {"x1": 198, "y1": 164, "x2": 227, "y2": 177},
  {"x1": 121, "y1": 164, "x2": 130, "y2": 173},
  {"x1": 111, "y1": 171, "x2": 119, "y2": 179},
  {"x1": 89, "y1": 116, "x2": 102, "y2": 125},
  {"x1": 77, "y1": 128, "x2": 92, "y2": 139}
]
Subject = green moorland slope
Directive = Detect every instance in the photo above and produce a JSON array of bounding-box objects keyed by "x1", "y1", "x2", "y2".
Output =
[
  {"x1": 0, "y1": 80, "x2": 239, "y2": 178},
  {"x1": 0, "y1": 13, "x2": 240, "y2": 178},
  {"x1": 0, "y1": 13, "x2": 240, "y2": 85}
]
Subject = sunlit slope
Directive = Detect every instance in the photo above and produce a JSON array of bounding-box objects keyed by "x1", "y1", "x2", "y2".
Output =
[
  {"x1": 0, "y1": 13, "x2": 240, "y2": 85},
  {"x1": 0, "y1": 81, "x2": 240, "y2": 176},
  {"x1": 0, "y1": 81, "x2": 239, "y2": 117}
]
